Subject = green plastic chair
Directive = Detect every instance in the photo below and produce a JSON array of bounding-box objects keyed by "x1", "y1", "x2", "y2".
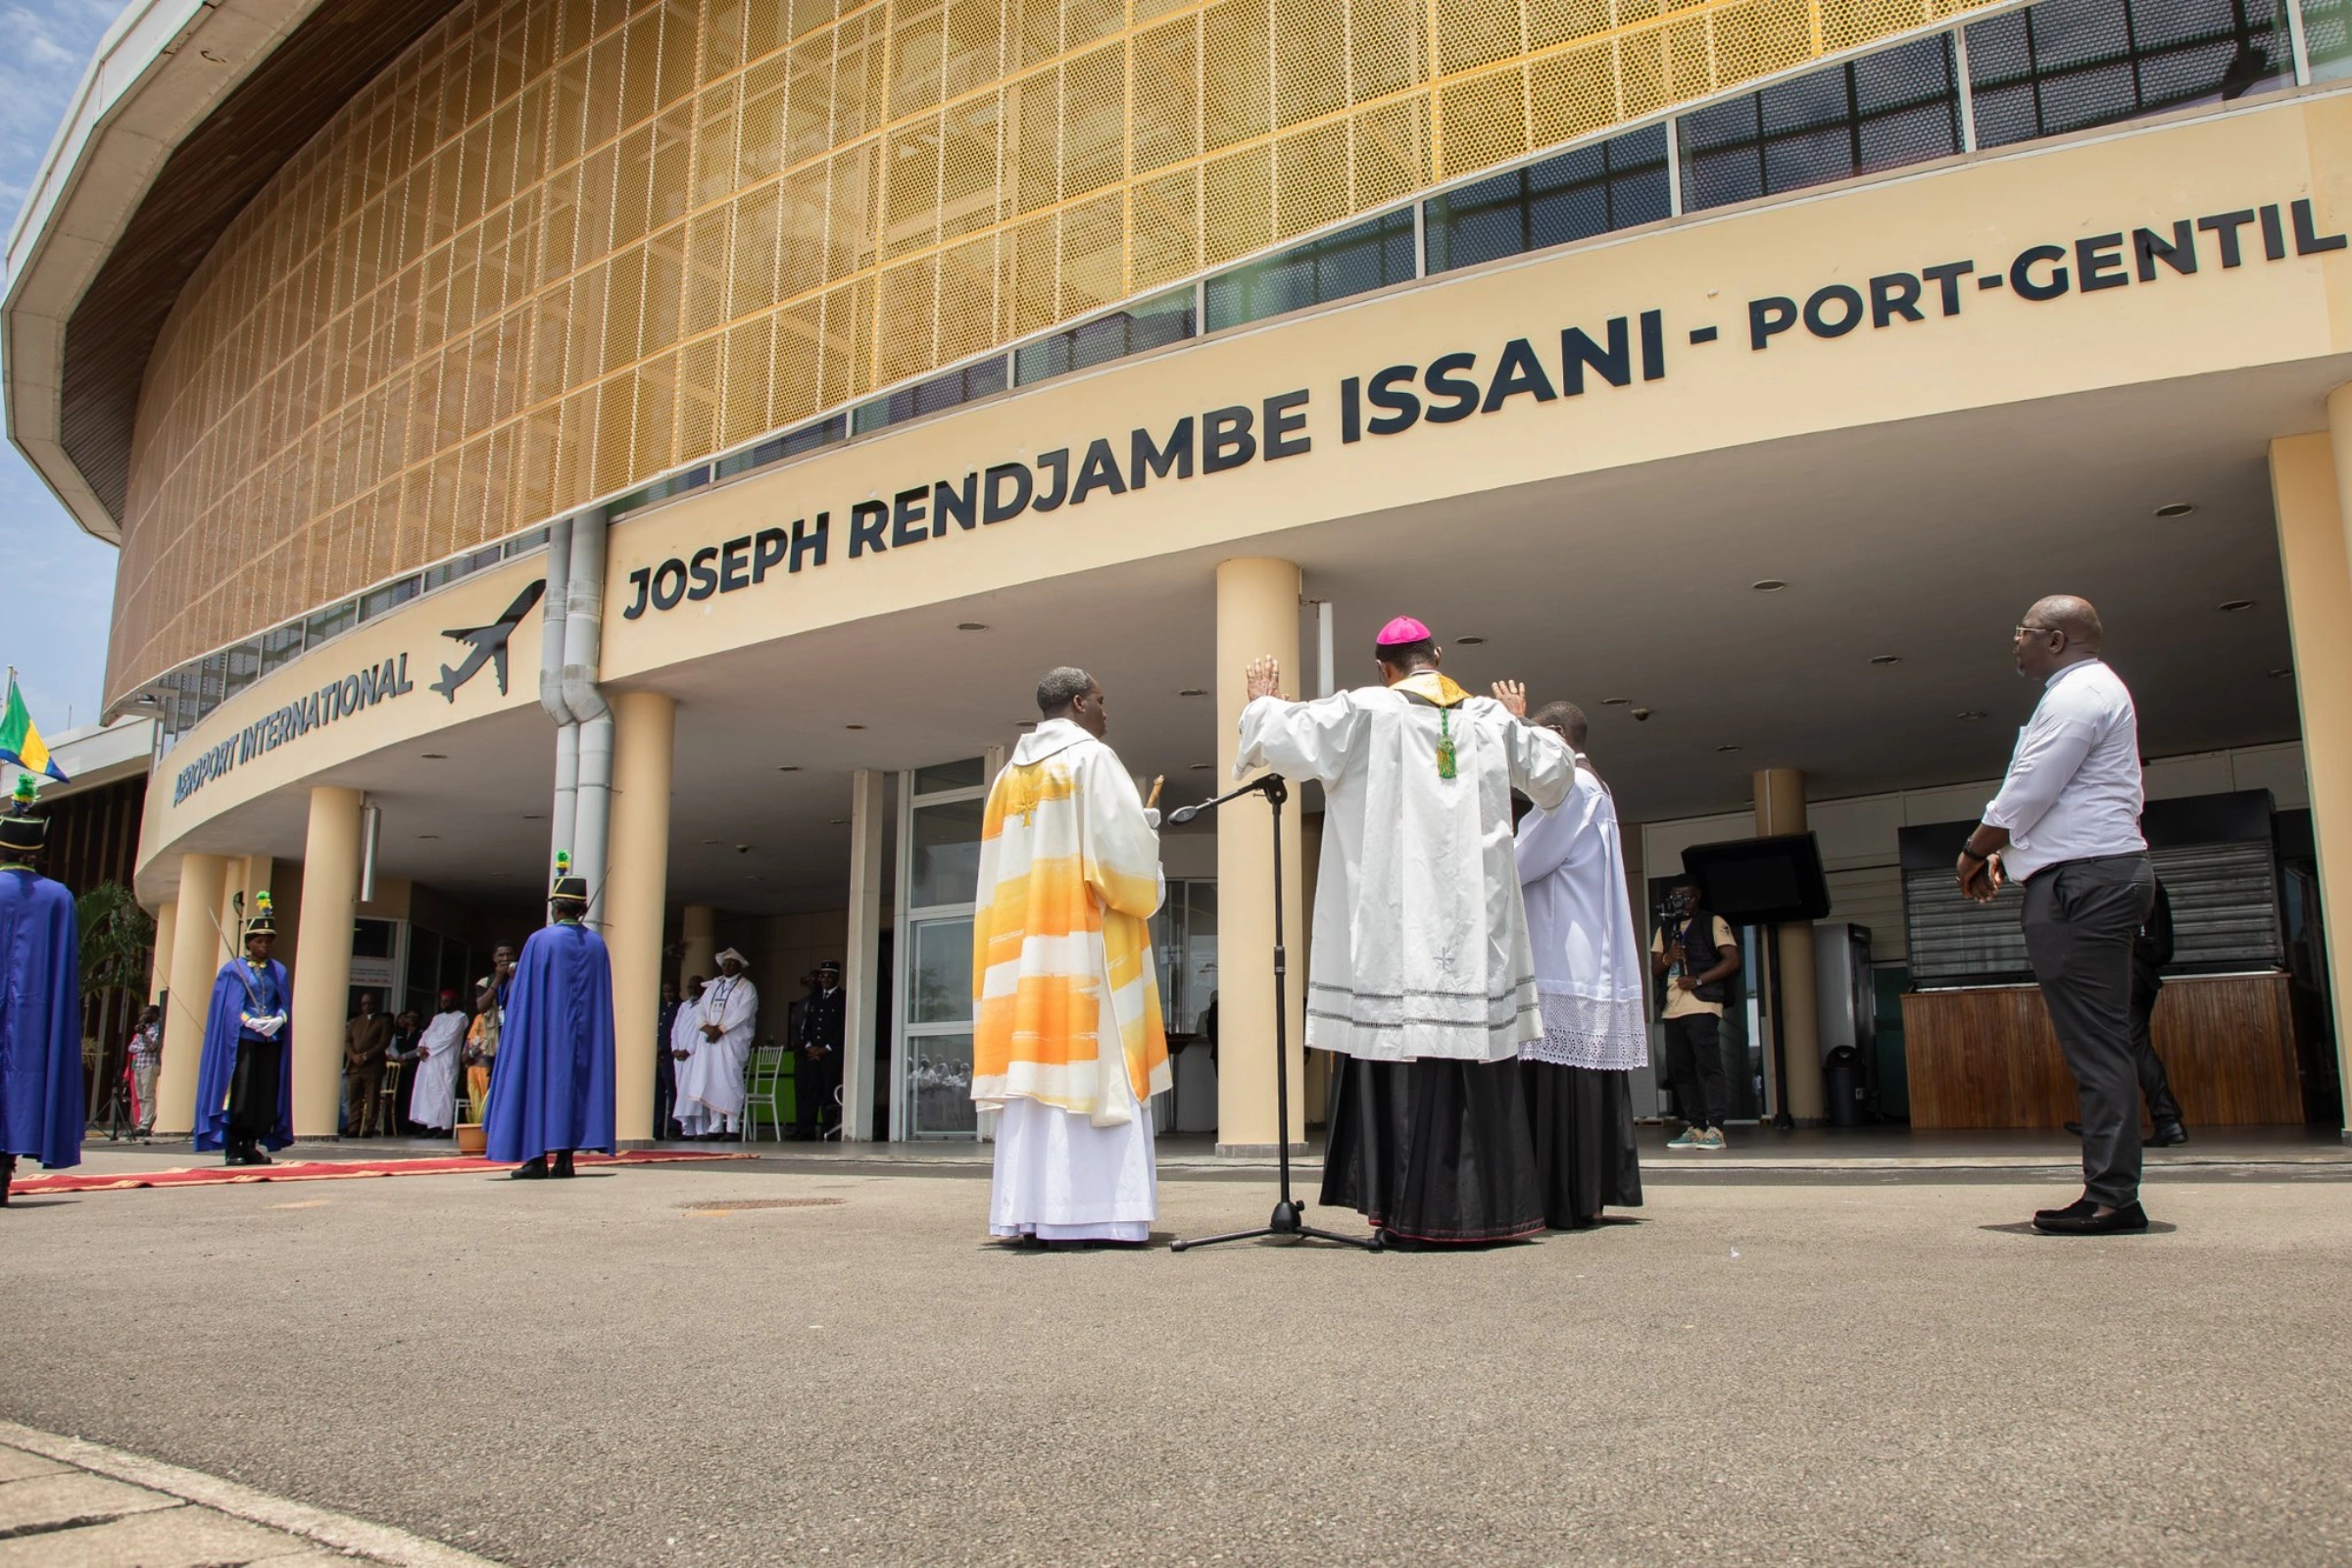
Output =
[{"x1": 742, "y1": 1044, "x2": 793, "y2": 1143}]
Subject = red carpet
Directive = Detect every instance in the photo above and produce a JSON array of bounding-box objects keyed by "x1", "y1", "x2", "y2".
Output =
[{"x1": 14, "y1": 1150, "x2": 757, "y2": 1196}]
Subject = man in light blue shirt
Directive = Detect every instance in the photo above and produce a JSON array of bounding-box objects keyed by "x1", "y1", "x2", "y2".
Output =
[{"x1": 1957, "y1": 595, "x2": 2156, "y2": 1235}]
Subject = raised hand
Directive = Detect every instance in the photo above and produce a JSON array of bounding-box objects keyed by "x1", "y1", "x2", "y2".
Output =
[
  {"x1": 1245, "y1": 656, "x2": 1284, "y2": 702},
  {"x1": 1491, "y1": 679, "x2": 1527, "y2": 718}
]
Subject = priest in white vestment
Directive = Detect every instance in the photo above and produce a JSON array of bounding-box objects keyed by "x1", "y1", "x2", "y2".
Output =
[
  {"x1": 972, "y1": 666, "x2": 1171, "y2": 1248},
  {"x1": 676, "y1": 956, "x2": 756, "y2": 1138},
  {"x1": 1235, "y1": 617, "x2": 1574, "y2": 1244},
  {"x1": 409, "y1": 993, "x2": 469, "y2": 1134},
  {"x1": 1512, "y1": 700, "x2": 1646, "y2": 1229}
]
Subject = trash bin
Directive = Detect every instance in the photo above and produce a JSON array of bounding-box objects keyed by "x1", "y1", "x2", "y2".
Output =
[{"x1": 1824, "y1": 1047, "x2": 1867, "y2": 1128}]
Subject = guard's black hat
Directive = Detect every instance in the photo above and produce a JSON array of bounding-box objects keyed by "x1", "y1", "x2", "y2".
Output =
[{"x1": 0, "y1": 775, "x2": 47, "y2": 854}]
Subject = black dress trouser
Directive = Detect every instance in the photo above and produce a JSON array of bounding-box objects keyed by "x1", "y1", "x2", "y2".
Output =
[
  {"x1": 2021, "y1": 854, "x2": 2158, "y2": 1207},
  {"x1": 226, "y1": 1038, "x2": 282, "y2": 1149},
  {"x1": 2129, "y1": 971, "x2": 2184, "y2": 1130}
]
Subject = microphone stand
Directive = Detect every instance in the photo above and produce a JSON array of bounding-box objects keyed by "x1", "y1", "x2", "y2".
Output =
[{"x1": 1168, "y1": 773, "x2": 1380, "y2": 1253}]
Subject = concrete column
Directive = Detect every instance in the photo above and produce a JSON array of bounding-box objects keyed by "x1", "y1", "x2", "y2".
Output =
[
  {"x1": 1215, "y1": 557, "x2": 1306, "y2": 1153},
  {"x1": 605, "y1": 689, "x2": 676, "y2": 1145},
  {"x1": 156, "y1": 855, "x2": 229, "y2": 1139},
  {"x1": 291, "y1": 787, "x2": 363, "y2": 1138},
  {"x1": 148, "y1": 902, "x2": 175, "y2": 1004},
  {"x1": 2273, "y1": 423, "x2": 2352, "y2": 1132},
  {"x1": 679, "y1": 906, "x2": 716, "y2": 988},
  {"x1": 841, "y1": 769, "x2": 887, "y2": 1141},
  {"x1": 1752, "y1": 767, "x2": 1824, "y2": 1123}
]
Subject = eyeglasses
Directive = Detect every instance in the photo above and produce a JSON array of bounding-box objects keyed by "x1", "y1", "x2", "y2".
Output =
[{"x1": 2013, "y1": 624, "x2": 2067, "y2": 641}]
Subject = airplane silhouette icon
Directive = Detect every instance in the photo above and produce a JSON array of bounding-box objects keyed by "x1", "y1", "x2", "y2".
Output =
[{"x1": 431, "y1": 580, "x2": 547, "y2": 702}]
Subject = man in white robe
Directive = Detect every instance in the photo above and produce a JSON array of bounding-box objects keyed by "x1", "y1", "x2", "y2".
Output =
[
  {"x1": 972, "y1": 666, "x2": 1170, "y2": 1249},
  {"x1": 677, "y1": 956, "x2": 756, "y2": 1138},
  {"x1": 1235, "y1": 617, "x2": 1573, "y2": 1244},
  {"x1": 409, "y1": 992, "x2": 469, "y2": 1134},
  {"x1": 667, "y1": 975, "x2": 705, "y2": 1138},
  {"x1": 1511, "y1": 699, "x2": 1646, "y2": 1229}
]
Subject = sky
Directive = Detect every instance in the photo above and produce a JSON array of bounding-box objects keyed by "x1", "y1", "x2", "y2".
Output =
[{"x1": 0, "y1": 0, "x2": 132, "y2": 737}]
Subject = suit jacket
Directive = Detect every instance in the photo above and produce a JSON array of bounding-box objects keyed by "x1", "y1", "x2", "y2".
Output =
[
  {"x1": 799, "y1": 987, "x2": 845, "y2": 1054},
  {"x1": 346, "y1": 1012, "x2": 392, "y2": 1067}
]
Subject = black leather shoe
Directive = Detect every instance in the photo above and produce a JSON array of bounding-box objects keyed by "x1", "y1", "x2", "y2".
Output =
[
  {"x1": 2034, "y1": 1198, "x2": 2095, "y2": 1223},
  {"x1": 247, "y1": 1148, "x2": 274, "y2": 1166},
  {"x1": 2034, "y1": 1200, "x2": 2150, "y2": 1235},
  {"x1": 552, "y1": 1151, "x2": 576, "y2": 1178},
  {"x1": 2145, "y1": 1123, "x2": 2189, "y2": 1148},
  {"x1": 1, "y1": 1152, "x2": 16, "y2": 1205},
  {"x1": 2063, "y1": 1121, "x2": 2083, "y2": 1137},
  {"x1": 509, "y1": 1155, "x2": 549, "y2": 1180}
]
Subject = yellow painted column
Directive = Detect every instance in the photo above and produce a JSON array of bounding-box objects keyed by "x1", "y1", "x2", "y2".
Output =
[
  {"x1": 156, "y1": 855, "x2": 228, "y2": 1140},
  {"x1": 605, "y1": 689, "x2": 675, "y2": 1145},
  {"x1": 1753, "y1": 767, "x2": 1825, "y2": 1123},
  {"x1": 291, "y1": 787, "x2": 363, "y2": 1138},
  {"x1": 1215, "y1": 557, "x2": 1306, "y2": 1153},
  {"x1": 148, "y1": 902, "x2": 175, "y2": 1004},
  {"x1": 679, "y1": 906, "x2": 716, "y2": 986},
  {"x1": 2273, "y1": 422, "x2": 2352, "y2": 1132},
  {"x1": 841, "y1": 769, "x2": 887, "y2": 1141}
]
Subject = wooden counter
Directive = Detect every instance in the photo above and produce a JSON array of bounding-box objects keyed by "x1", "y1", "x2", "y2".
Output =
[{"x1": 1901, "y1": 972, "x2": 2303, "y2": 1129}]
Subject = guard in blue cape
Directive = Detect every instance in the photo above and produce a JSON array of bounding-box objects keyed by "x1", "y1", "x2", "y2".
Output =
[
  {"x1": 0, "y1": 776, "x2": 82, "y2": 1205},
  {"x1": 484, "y1": 857, "x2": 615, "y2": 1179},
  {"x1": 194, "y1": 892, "x2": 293, "y2": 1165}
]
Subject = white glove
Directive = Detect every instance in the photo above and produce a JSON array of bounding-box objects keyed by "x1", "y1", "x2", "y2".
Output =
[
  {"x1": 241, "y1": 1011, "x2": 286, "y2": 1039},
  {"x1": 1144, "y1": 808, "x2": 1161, "y2": 830}
]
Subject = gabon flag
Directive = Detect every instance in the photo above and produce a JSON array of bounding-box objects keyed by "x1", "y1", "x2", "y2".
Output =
[{"x1": 0, "y1": 671, "x2": 69, "y2": 784}]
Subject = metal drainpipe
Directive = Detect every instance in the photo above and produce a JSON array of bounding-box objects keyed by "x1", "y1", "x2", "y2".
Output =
[
  {"x1": 561, "y1": 507, "x2": 613, "y2": 926},
  {"x1": 539, "y1": 515, "x2": 577, "y2": 896}
]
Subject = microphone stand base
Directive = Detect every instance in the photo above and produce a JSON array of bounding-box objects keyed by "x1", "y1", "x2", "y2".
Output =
[{"x1": 1171, "y1": 1200, "x2": 1384, "y2": 1252}]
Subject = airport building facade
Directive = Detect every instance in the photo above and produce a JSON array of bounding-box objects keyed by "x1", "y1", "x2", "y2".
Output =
[{"x1": 14, "y1": 0, "x2": 2352, "y2": 1144}]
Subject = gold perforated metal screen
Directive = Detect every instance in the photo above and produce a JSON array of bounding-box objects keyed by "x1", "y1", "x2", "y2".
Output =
[{"x1": 110, "y1": 0, "x2": 1998, "y2": 703}]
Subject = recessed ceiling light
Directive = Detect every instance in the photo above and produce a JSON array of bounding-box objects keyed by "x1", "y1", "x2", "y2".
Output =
[
  {"x1": 2269, "y1": 666, "x2": 2294, "y2": 678},
  {"x1": 1017, "y1": 721, "x2": 1036, "y2": 730},
  {"x1": 829, "y1": 818, "x2": 850, "y2": 825},
  {"x1": 777, "y1": 765, "x2": 800, "y2": 772},
  {"x1": 522, "y1": 812, "x2": 544, "y2": 820},
  {"x1": 1751, "y1": 579, "x2": 1787, "y2": 592},
  {"x1": 1456, "y1": 636, "x2": 1486, "y2": 646},
  {"x1": 956, "y1": 621, "x2": 988, "y2": 631},
  {"x1": 417, "y1": 833, "x2": 440, "y2": 840},
  {"x1": 2154, "y1": 502, "x2": 2196, "y2": 518},
  {"x1": 1177, "y1": 688, "x2": 1206, "y2": 697},
  {"x1": 1189, "y1": 762, "x2": 1214, "y2": 770},
  {"x1": 1870, "y1": 655, "x2": 1902, "y2": 665},
  {"x1": 1955, "y1": 709, "x2": 1988, "y2": 720},
  {"x1": 420, "y1": 752, "x2": 448, "y2": 759},
  {"x1": 2219, "y1": 599, "x2": 2256, "y2": 612},
  {"x1": 1715, "y1": 744, "x2": 1741, "y2": 753},
  {"x1": 1600, "y1": 697, "x2": 1630, "y2": 706},
  {"x1": 701, "y1": 839, "x2": 722, "y2": 845},
  {"x1": 846, "y1": 723, "x2": 866, "y2": 729}
]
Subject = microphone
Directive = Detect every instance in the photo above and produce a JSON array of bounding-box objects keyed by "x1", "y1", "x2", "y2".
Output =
[{"x1": 1168, "y1": 772, "x2": 1287, "y2": 824}]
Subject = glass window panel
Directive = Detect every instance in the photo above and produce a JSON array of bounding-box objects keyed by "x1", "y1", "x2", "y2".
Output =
[
  {"x1": 1014, "y1": 286, "x2": 1199, "y2": 385},
  {"x1": 906, "y1": 1030, "x2": 976, "y2": 1135},
  {"x1": 307, "y1": 600, "x2": 359, "y2": 646},
  {"x1": 258, "y1": 624, "x2": 305, "y2": 676},
  {"x1": 1685, "y1": 36, "x2": 1954, "y2": 211},
  {"x1": 222, "y1": 641, "x2": 263, "y2": 699},
  {"x1": 910, "y1": 917, "x2": 973, "y2": 1024},
  {"x1": 914, "y1": 757, "x2": 988, "y2": 791},
  {"x1": 1203, "y1": 210, "x2": 1414, "y2": 331},
  {"x1": 351, "y1": 918, "x2": 398, "y2": 959},
  {"x1": 2308, "y1": 0, "x2": 2352, "y2": 80},
  {"x1": 1967, "y1": 0, "x2": 2289, "y2": 149},
  {"x1": 359, "y1": 576, "x2": 420, "y2": 620},
  {"x1": 908, "y1": 794, "x2": 986, "y2": 908}
]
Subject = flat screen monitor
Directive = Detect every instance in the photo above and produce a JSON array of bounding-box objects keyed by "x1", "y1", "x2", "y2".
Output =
[{"x1": 1681, "y1": 833, "x2": 1833, "y2": 925}]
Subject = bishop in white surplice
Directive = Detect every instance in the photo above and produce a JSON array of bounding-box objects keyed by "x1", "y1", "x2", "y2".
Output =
[{"x1": 1234, "y1": 620, "x2": 1573, "y2": 1245}]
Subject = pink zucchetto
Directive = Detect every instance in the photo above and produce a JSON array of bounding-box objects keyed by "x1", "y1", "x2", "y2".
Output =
[{"x1": 1375, "y1": 615, "x2": 1433, "y2": 647}]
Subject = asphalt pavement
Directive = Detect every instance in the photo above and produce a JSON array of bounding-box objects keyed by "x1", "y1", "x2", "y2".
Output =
[{"x1": 7, "y1": 1155, "x2": 2349, "y2": 1565}]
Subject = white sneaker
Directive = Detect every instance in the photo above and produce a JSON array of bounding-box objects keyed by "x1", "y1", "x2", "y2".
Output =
[
  {"x1": 1696, "y1": 1127, "x2": 1728, "y2": 1151},
  {"x1": 1666, "y1": 1126, "x2": 1701, "y2": 1150}
]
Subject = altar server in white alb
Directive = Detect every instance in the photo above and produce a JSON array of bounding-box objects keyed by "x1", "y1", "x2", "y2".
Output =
[
  {"x1": 408, "y1": 991, "x2": 469, "y2": 1134},
  {"x1": 971, "y1": 666, "x2": 1170, "y2": 1248},
  {"x1": 1510, "y1": 699, "x2": 1646, "y2": 1230},
  {"x1": 1236, "y1": 617, "x2": 1574, "y2": 1245},
  {"x1": 675, "y1": 953, "x2": 757, "y2": 1138}
]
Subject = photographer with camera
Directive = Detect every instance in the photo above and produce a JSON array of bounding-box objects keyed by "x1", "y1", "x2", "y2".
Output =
[{"x1": 1650, "y1": 880, "x2": 1741, "y2": 1150}]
